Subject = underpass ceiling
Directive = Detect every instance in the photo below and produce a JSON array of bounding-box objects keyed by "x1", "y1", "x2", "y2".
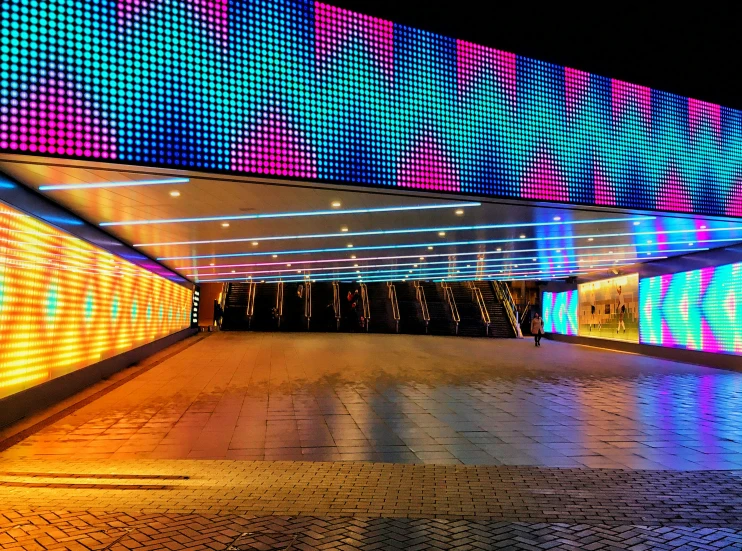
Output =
[{"x1": 2, "y1": 154, "x2": 742, "y2": 284}]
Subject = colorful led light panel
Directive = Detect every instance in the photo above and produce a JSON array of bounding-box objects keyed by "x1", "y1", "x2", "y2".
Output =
[
  {"x1": 1, "y1": 1, "x2": 741, "y2": 217},
  {"x1": 542, "y1": 290, "x2": 578, "y2": 335},
  {"x1": 578, "y1": 274, "x2": 639, "y2": 342},
  {"x1": 0, "y1": 202, "x2": 193, "y2": 399},
  {"x1": 640, "y1": 263, "x2": 742, "y2": 355}
]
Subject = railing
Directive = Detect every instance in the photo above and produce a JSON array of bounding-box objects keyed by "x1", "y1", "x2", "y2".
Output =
[
  {"x1": 414, "y1": 281, "x2": 430, "y2": 333},
  {"x1": 359, "y1": 282, "x2": 370, "y2": 332},
  {"x1": 246, "y1": 280, "x2": 257, "y2": 329},
  {"x1": 332, "y1": 281, "x2": 341, "y2": 330},
  {"x1": 441, "y1": 281, "x2": 460, "y2": 335},
  {"x1": 304, "y1": 281, "x2": 312, "y2": 329},
  {"x1": 521, "y1": 301, "x2": 531, "y2": 329},
  {"x1": 304, "y1": 280, "x2": 312, "y2": 329},
  {"x1": 387, "y1": 282, "x2": 400, "y2": 333},
  {"x1": 467, "y1": 282, "x2": 491, "y2": 336},
  {"x1": 492, "y1": 281, "x2": 523, "y2": 338},
  {"x1": 276, "y1": 281, "x2": 284, "y2": 328}
]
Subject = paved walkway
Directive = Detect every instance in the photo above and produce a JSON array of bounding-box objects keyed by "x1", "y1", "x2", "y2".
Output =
[
  {"x1": 3, "y1": 333, "x2": 742, "y2": 549},
  {"x1": 3, "y1": 332, "x2": 742, "y2": 470}
]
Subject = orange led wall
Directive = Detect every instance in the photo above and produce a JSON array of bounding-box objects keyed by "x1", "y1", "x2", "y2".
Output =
[{"x1": 0, "y1": 201, "x2": 193, "y2": 399}]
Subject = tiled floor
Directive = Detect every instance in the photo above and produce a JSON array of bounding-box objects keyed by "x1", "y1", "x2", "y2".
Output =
[{"x1": 3, "y1": 332, "x2": 742, "y2": 470}]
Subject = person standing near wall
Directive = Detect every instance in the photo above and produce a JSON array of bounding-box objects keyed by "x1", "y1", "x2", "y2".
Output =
[{"x1": 531, "y1": 313, "x2": 544, "y2": 347}]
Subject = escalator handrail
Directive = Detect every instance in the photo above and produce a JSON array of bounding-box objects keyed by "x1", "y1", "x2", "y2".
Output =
[
  {"x1": 387, "y1": 283, "x2": 401, "y2": 322},
  {"x1": 332, "y1": 282, "x2": 341, "y2": 322},
  {"x1": 493, "y1": 281, "x2": 523, "y2": 338},
  {"x1": 246, "y1": 281, "x2": 256, "y2": 318},
  {"x1": 441, "y1": 281, "x2": 461, "y2": 326},
  {"x1": 360, "y1": 282, "x2": 371, "y2": 331},
  {"x1": 472, "y1": 285, "x2": 491, "y2": 326},
  {"x1": 304, "y1": 281, "x2": 312, "y2": 324},
  {"x1": 414, "y1": 281, "x2": 430, "y2": 323}
]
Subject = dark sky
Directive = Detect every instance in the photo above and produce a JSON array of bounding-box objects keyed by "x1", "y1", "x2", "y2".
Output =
[{"x1": 329, "y1": 1, "x2": 741, "y2": 111}]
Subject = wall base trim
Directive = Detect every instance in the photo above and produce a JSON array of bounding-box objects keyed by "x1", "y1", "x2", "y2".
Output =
[
  {"x1": 0, "y1": 328, "x2": 197, "y2": 430},
  {"x1": 547, "y1": 333, "x2": 741, "y2": 372}
]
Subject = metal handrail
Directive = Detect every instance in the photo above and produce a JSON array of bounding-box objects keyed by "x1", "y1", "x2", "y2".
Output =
[
  {"x1": 332, "y1": 281, "x2": 341, "y2": 330},
  {"x1": 276, "y1": 281, "x2": 284, "y2": 328},
  {"x1": 521, "y1": 301, "x2": 531, "y2": 327},
  {"x1": 304, "y1": 281, "x2": 312, "y2": 329},
  {"x1": 493, "y1": 281, "x2": 523, "y2": 338},
  {"x1": 441, "y1": 281, "x2": 460, "y2": 335},
  {"x1": 246, "y1": 281, "x2": 256, "y2": 329},
  {"x1": 360, "y1": 282, "x2": 370, "y2": 332},
  {"x1": 470, "y1": 284, "x2": 491, "y2": 336},
  {"x1": 414, "y1": 281, "x2": 430, "y2": 333},
  {"x1": 387, "y1": 282, "x2": 400, "y2": 333}
]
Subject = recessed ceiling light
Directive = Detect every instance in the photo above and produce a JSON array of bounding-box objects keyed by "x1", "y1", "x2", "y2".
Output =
[
  {"x1": 331, "y1": 201, "x2": 341, "y2": 208},
  {"x1": 556, "y1": 249, "x2": 562, "y2": 253},
  {"x1": 341, "y1": 227, "x2": 349, "y2": 232},
  {"x1": 354, "y1": 264, "x2": 359, "y2": 267},
  {"x1": 347, "y1": 243, "x2": 353, "y2": 248},
  {"x1": 688, "y1": 242, "x2": 694, "y2": 246},
  {"x1": 286, "y1": 263, "x2": 292, "y2": 267},
  {"x1": 272, "y1": 254, "x2": 278, "y2": 258},
  {"x1": 531, "y1": 258, "x2": 537, "y2": 261},
  {"x1": 455, "y1": 209, "x2": 464, "y2": 215},
  {"x1": 428, "y1": 246, "x2": 433, "y2": 250},
  {"x1": 231, "y1": 270, "x2": 236, "y2": 273},
  {"x1": 608, "y1": 251, "x2": 613, "y2": 254},
  {"x1": 209, "y1": 262, "x2": 215, "y2": 266},
  {"x1": 419, "y1": 257, "x2": 425, "y2": 260},
  {"x1": 496, "y1": 247, "x2": 502, "y2": 252},
  {"x1": 221, "y1": 222, "x2": 230, "y2": 227},
  {"x1": 413, "y1": 264, "x2": 418, "y2": 268},
  {"x1": 587, "y1": 237, "x2": 594, "y2": 241},
  {"x1": 169, "y1": 190, "x2": 181, "y2": 197},
  {"x1": 251, "y1": 241, "x2": 259, "y2": 246},
  {"x1": 297, "y1": 270, "x2": 302, "y2": 273},
  {"x1": 466, "y1": 264, "x2": 471, "y2": 268},
  {"x1": 438, "y1": 231, "x2": 446, "y2": 236},
  {"x1": 634, "y1": 221, "x2": 641, "y2": 226},
  {"x1": 553, "y1": 216, "x2": 561, "y2": 221},
  {"x1": 519, "y1": 234, "x2": 526, "y2": 239},
  {"x1": 701, "y1": 225, "x2": 707, "y2": 229},
  {"x1": 351, "y1": 255, "x2": 356, "y2": 259},
  {"x1": 646, "y1": 240, "x2": 652, "y2": 244},
  {"x1": 409, "y1": 270, "x2": 413, "y2": 273}
]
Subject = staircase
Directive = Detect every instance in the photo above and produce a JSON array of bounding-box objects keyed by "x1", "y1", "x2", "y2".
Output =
[
  {"x1": 394, "y1": 281, "x2": 425, "y2": 334},
  {"x1": 475, "y1": 282, "x2": 516, "y2": 338},
  {"x1": 447, "y1": 282, "x2": 488, "y2": 337},
  {"x1": 420, "y1": 282, "x2": 457, "y2": 335},
  {"x1": 222, "y1": 282, "x2": 250, "y2": 330},
  {"x1": 249, "y1": 283, "x2": 279, "y2": 330},
  {"x1": 365, "y1": 283, "x2": 397, "y2": 333}
]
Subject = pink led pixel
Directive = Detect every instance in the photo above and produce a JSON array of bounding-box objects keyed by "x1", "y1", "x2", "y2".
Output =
[
  {"x1": 655, "y1": 166, "x2": 693, "y2": 213},
  {"x1": 397, "y1": 134, "x2": 460, "y2": 191},
  {"x1": 564, "y1": 67, "x2": 589, "y2": 116},
  {"x1": 593, "y1": 161, "x2": 615, "y2": 206},
  {"x1": 456, "y1": 40, "x2": 516, "y2": 105},
  {"x1": 688, "y1": 98, "x2": 722, "y2": 138},
  {"x1": 521, "y1": 153, "x2": 568, "y2": 201},
  {"x1": 315, "y1": 2, "x2": 394, "y2": 80},
  {"x1": 230, "y1": 111, "x2": 317, "y2": 179}
]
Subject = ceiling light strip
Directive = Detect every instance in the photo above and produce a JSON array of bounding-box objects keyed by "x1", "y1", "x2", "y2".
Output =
[
  {"x1": 101, "y1": 201, "x2": 482, "y2": 226},
  {"x1": 134, "y1": 215, "x2": 655, "y2": 247},
  {"x1": 39, "y1": 177, "x2": 190, "y2": 191}
]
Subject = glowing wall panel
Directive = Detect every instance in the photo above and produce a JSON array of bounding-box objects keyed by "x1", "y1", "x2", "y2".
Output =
[
  {"x1": 542, "y1": 290, "x2": 578, "y2": 335},
  {"x1": 578, "y1": 274, "x2": 639, "y2": 342},
  {"x1": 640, "y1": 263, "x2": 742, "y2": 355},
  {"x1": 1, "y1": 1, "x2": 742, "y2": 217},
  {"x1": 0, "y1": 202, "x2": 193, "y2": 399}
]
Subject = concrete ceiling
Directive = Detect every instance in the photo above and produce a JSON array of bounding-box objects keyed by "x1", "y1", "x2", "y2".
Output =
[{"x1": 2, "y1": 153, "x2": 742, "y2": 285}]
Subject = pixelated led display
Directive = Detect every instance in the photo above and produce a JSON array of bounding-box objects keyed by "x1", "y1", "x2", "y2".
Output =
[
  {"x1": 542, "y1": 290, "x2": 578, "y2": 335},
  {"x1": 640, "y1": 263, "x2": 742, "y2": 355},
  {"x1": 1, "y1": 1, "x2": 741, "y2": 217},
  {"x1": 0, "y1": 201, "x2": 193, "y2": 399}
]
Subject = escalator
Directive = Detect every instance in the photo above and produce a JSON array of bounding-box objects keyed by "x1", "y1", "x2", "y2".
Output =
[
  {"x1": 420, "y1": 282, "x2": 457, "y2": 335},
  {"x1": 394, "y1": 281, "x2": 425, "y2": 334},
  {"x1": 475, "y1": 282, "x2": 516, "y2": 338},
  {"x1": 447, "y1": 282, "x2": 488, "y2": 337}
]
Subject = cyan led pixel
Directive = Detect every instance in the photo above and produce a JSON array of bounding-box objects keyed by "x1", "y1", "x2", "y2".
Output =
[
  {"x1": 542, "y1": 290, "x2": 578, "y2": 335},
  {"x1": 640, "y1": 263, "x2": 742, "y2": 355},
  {"x1": 1, "y1": 0, "x2": 742, "y2": 217}
]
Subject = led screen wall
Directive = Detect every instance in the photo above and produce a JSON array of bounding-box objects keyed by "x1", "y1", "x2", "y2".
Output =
[
  {"x1": 578, "y1": 274, "x2": 639, "y2": 342},
  {"x1": 640, "y1": 263, "x2": 741, "y2": 355},
  {"x1": 542, "y1": 290, "x2": 578, "y2": 335},
  {"x1": 1, "y1": 1, "x2": 742, "y2": 217},
  {"x1": 0, "y1": 201, "x2": 193, "y2": 399}
]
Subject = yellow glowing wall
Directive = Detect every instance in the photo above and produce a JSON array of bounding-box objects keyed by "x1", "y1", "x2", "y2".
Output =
[{"x1": 0, "y1": 202, "x2": 193, "y2": 399}]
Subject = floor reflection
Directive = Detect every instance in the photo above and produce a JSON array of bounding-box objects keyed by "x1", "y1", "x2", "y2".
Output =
[{"x1": 3, "y1": 333, "x2": 742, "y2": 470}]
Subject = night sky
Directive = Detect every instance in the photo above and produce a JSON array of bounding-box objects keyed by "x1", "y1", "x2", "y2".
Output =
[{"x1": 329, "y1": 2, "x2": 741, "y2": 111}]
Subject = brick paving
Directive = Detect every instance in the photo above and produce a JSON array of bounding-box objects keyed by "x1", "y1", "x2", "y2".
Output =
[
  {"x1": 3, "y1": 333, "x2": 742, "y2": 549},
  {"x1": 3, "y1": 333, "x2": 742, "y2": 470}
]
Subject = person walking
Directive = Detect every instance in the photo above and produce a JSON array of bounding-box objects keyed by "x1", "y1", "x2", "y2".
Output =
[{"x1": 531, "y1": 313, "x2": 544, "y2": 347}]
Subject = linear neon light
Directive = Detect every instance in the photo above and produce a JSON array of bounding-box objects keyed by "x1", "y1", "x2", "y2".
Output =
[
  {"x1": 194, "y1": 261, "x2": 642, "y2": 284},
  {"x1": 158, "y1": 232, "x2": 733, "y2": 261},
  {"x1": 39, "y1": 177, "x2": 190, "y2": 191},
  {"x1": 190, "y1": 255, "x2": 662, "y2": 279},
  {"x1": 101, "y1": 202, "x2": 482, "y2": 226},
  {"x1": 182, "y1": 247, "x2": 704, "y2": 272},
  {"x1": 134, "y1": 216, "x2": 654, "y2": 247}
]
